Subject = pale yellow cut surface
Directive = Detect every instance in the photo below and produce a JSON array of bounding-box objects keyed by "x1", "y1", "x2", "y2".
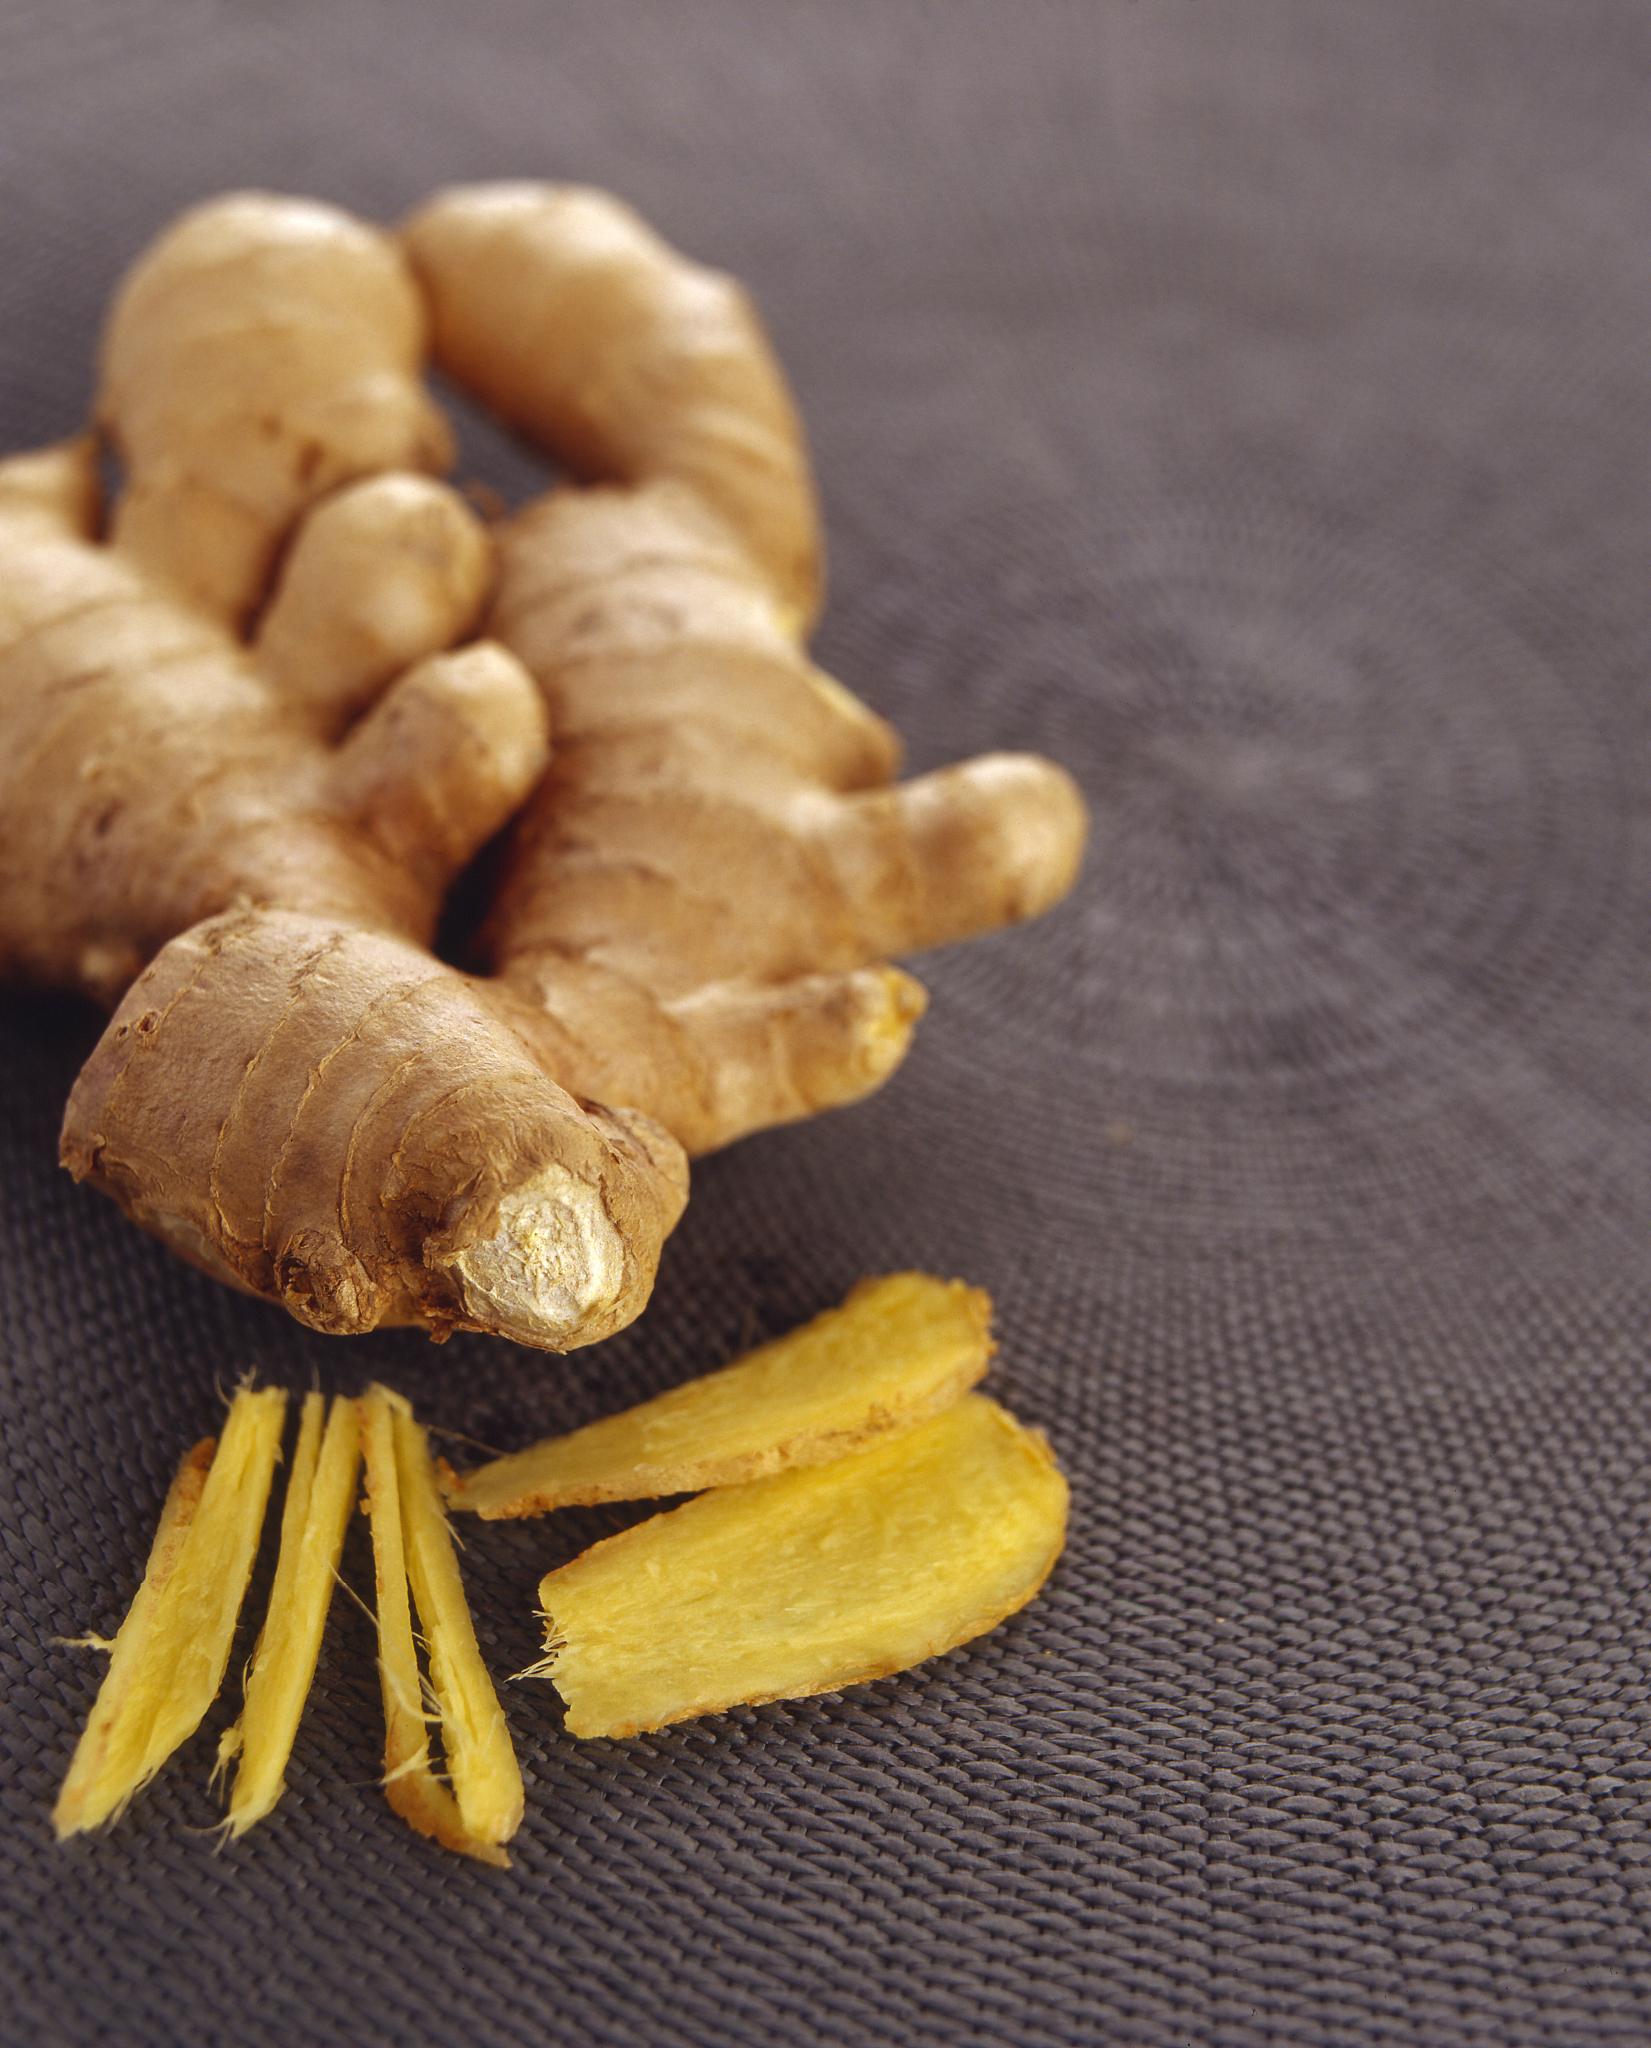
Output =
[
  {"x1": 219, "y1": 1392, "x2": 361, "y2": 1835},
  {"x1": 358, "y1": 1386, "x2": 513, "y2": 1866},
  {"x1": 53, "y1": 1435, "x2": 215, "y2": 1837},
  {"x1": 54, "y1": 1387, "x2": 285, "y2": 1836},
  {"x1": 392, "y1": 1403, "x2": 523, "y2": 1850},
  {"x1": 451, "y1": 1272, "x2": 994, "y2": 1518},
  {"x1": 536, "y1": 1393, "x2": 1067, "y2": 1739}
]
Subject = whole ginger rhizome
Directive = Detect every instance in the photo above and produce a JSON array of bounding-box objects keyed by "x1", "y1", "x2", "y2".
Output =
[{"x1": 2, "y1": 184, "x2": 1084, "y2": 1356}]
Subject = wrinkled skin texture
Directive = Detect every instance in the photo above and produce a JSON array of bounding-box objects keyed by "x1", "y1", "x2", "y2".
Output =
[
  {"x1": 0, "y1": 185, "x2": 1085, "y2": 1353},
  {"x1": 403, "y1": 186, "x2": 1087, "y2": 1158},
  {"x1": 5, "y1": 195, "x2": 683, "y2": 1349}
]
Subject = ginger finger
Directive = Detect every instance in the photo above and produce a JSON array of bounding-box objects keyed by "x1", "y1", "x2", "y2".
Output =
[
  {"x1": 255, "y1": 473, "x2": 494, "y2": 730},
  {"x1": 0, "y1": 438, "x2": 100, "y2": 547},
  {"x1": 0, "y1": 442, "x2": 118, "y2": 681},
  {"x1": 324, "y1": 642, "x2": 550, "y2": 892},
  {"x1": 62, "y1": 909, "x2": 685, "y2": 1347},
  {"x1": 658, "y1": 967, "x2": 926, "y2": 1148},
  {"x1": 402, "y1": 182, "x2": 821, "y2": 628},
  {"x1": 219, "y1": 1392, "x2": 361, "y2": 1833},
  {"x1": 797, "y1": 753, "x2": 1090, "y2": 960},
  {"x1": 101, "y1": 192, "x2": 451, "y2": 626},
  {"x1": 500, "y1": 951, "x2": 925, "y2": 1156},
  {"x1": 482, "y1": 481, "x2": 893, "y2": 791}
]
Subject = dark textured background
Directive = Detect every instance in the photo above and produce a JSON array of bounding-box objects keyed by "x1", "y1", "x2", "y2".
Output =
[{"x1": 5, "y1": 4, "x2": 1651, "y2": 2043}]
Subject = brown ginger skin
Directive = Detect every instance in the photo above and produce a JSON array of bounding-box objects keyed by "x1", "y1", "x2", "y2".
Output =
[
  {"x1": 403, "y1": 184, "x2": 1088, "y2": 1158},
  {"x1": 7, "y1": 194, "x2": 685, "y2": 1348},
  {"x1": 5, "y1": 183, "x2": 1084, "y2": 1353}
]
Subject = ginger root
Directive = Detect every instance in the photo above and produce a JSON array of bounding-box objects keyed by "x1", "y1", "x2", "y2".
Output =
[
  {"x1": 404, "y1": 185, "x2": 1088, "y2": 1157},
  {"x1": 2, "y1": 186, "x2": 1085, "y2": 1352},
  {"x1": 6, "y1": 194, "x2": 681, "y2": 1348}
]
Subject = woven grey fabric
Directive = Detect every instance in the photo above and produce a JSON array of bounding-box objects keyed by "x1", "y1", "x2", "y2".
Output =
[{"x1": 5, "y1": 4, "x2": 1651, "y2": 2042}]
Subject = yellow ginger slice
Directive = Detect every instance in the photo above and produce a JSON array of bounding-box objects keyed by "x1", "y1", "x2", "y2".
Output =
[
  {"x1": 450, "y1": 1271, "x2": 994, "y2": 1518},
  {"x1": 217, "y1": 1392, "x2": 361, "y2": 1834},
  {"x1": 534, "y1": 1392, "x2": 1067, "y2": 1739},
  {"x1": 358, "y1": 1386, "x2": 518, "y2": 1865},
  {"x1": 54, "y1": 1387, "x2": 286, "y2": 1836}
]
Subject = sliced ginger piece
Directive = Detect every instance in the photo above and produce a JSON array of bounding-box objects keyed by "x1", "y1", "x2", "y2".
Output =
[
  {"x1": 533, "y1": 1392, "x2": 1068, "y2": 1739},
  {"x1": 392, "y1": 1401, "x2": 524, "y2": 1849},
  {"x1": 449, "y1": 1272, "x2": 995, "y2": 1518},
  {"x1": 53, "y1": 1435, "x2": 216, "y2": 1836},
  {"x1": 54, "y1": 1387, "x2": 285, "y2": 1836},
  {"x1": 358, "y1": 1386, "x2": 517, "y2": 1865},
  {"x1": 217, "y1": 1392, "x2": 361, "y2": 1834}
]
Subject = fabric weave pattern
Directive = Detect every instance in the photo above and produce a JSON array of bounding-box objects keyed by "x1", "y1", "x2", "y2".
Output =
[{"x1": 5, "y1": 6, "x2": 1651, "y2": 2043}]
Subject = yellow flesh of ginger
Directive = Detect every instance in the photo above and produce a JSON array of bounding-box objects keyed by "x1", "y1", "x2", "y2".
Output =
[
  {"x1": 357, "y1": 1386, "x2": 517, "y2": 1865},
  {"x1": 452, "y1": 1271, "x2": 995, "y2": 1517},
  {"x1": 53, "y1": 1436, "x2": 215, "y2": 1836},
  {"x1": 535, "y1": 1393, "x2": 1068, "y2": 1739},
  {"x1": 392, "y1": 1402, "x2": 524, "y2": 1849},
  {"x1": 54, "y1": 1387, "x2": 286, "y2": 1836},
  {"x1": 219, "y1": 1392, "x2": 361, "y2": 1834}
]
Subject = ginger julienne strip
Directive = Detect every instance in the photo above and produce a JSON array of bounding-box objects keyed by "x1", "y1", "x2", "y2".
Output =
[
  {"x1": 219, "y1": 1391, "x2": 362, "y2": 1834},
  {"x1": 392, "y1": 1402, "x2": 523, "y2": 1849},
  {"x1": 54, "y1": 1387, "x2": 285, "y2": 1835},
  {"x1": 54, "y1": 1434, "x2": 216, "y2": 1837},
  {"x1": 358, "y1": 1386, "x2": 512, "y2": 1866}
]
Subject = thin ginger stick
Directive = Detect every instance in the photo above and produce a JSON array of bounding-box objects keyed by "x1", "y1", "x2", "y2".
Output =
[
  {"x1": 54, "y1": 1435, "x2": 216, "y2": 1837},
  {"x1": 358, "y1": 1386, "x2": 508, "y2": 1867},
  {"x1": 392, "y1": 1402, "x2": 523, "y2": 1848},
  {"x1": 219, "y1": 1392, "x2": 362, "y2": 1834},
  {"x1": 54, "y1": 1386, "x2": 286, "y2": 1834}
]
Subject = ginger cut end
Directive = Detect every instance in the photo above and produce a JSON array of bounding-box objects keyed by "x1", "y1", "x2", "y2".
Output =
[
  {"x1": 357, "y1": 1387, "x2": 515, "y2": 1866},
  {"x1": 534, "y1": 1393, "x2": 1068, "y2": 1740},
  {"x1": 54, "y1": 1387, "x2": 286, "y2": 1837},
  {"x1": 450, "y1": 1272, "x2": 995, "y2": 1518},
  {"x1": 221, "y1": 1393, "x2": 362, "y2": 1836}
]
